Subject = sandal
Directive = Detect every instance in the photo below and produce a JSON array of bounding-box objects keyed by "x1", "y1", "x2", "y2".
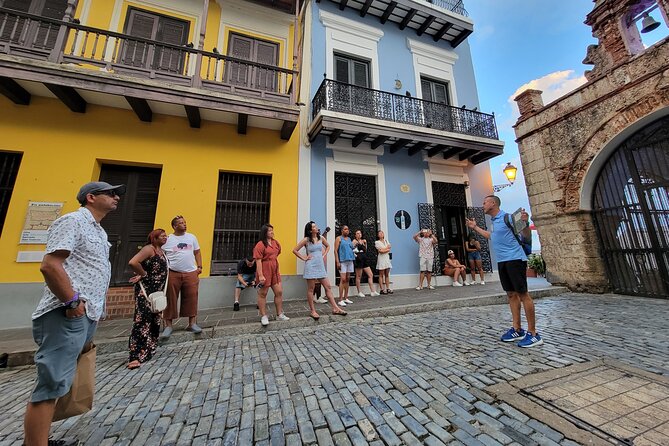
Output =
[
  {"x1": 380, "y1": 290, "x2": 387, "y2": 295},
  {"x1": 127, "y1": 360, "x2": 140, "y2": 370},
  {"x1": 387, "y1": 289, "x2": 394, "y2": 294},
  {"x1": 310, "y1": 313, "x2": 320, "y2": 321},
  {"x1": 332, "y1": 309, "x2": 347, "y2": 316}
]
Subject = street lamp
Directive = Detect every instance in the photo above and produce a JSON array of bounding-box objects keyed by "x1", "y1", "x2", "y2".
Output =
[{"x1": 493, "y1": 162, "x2": 518, "y2": 192}]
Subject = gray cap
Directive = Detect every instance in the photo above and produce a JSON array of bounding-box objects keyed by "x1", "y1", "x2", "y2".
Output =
[{"x1": 77, "y1": 181, "x2": 126, "y2": 204}]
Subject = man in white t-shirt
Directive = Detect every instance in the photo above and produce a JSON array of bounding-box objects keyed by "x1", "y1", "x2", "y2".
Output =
[
  {"x1": 161, "y1": 215, "x2": 203, "y2": 337},
  {"x1": 414, "y1": 228, "x2": 438, "y2": 290}
]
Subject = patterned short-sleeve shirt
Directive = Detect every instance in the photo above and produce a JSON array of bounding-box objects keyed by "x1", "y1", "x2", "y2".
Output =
[
  {"x1": 417, "y1": 236, "x2": 435, "y2": 259},
  {"x1": 32, "y1": 207, "x2": 112, "y2": 321}
]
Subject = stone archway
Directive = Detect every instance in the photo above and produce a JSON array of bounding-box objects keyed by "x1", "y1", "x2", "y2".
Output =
[{"x1": 591, "y1": 115, "x2": 669, "y2": 298}]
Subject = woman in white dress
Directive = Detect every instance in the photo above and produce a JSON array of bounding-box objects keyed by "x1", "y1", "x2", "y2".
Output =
[{"x1": 375, "y1": 230, "x2": 392, "y2": 294}]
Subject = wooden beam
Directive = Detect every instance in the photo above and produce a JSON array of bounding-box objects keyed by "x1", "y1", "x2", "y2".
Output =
[
  {"x1": 471, "y1": 151, "x2": 499, "y2": 165},
  {"x1": 45, "y1": 83, "x2": 86, "y2": 113},
  {"x1": 433, "y1": 23, "x2": 452, "y2": 41},
  {"x1": 459, "y1": 148, "x2": 479, "y2": 161},
  {"x1": 427, "y1": 144, "x2": 445, "y2": 157},
  {"x1": 450, "y1": 29, "x2": 473, "y2": 48},
  {"x1": 408, "y1": 141, "x2": 429, "y2": 156},
  {"x1": 360, "y1": 0, "x2": 373, "y2": 17},
  {"x1": 417, "y1": 16, "x2": 435, "y2": 36},
  {"x1": 185, "y1": 105, "x2": 201, "y2": 128},
  {"x1": 352, "y1": 132, "x2": 369, "y2": 147},
  {"x1": 389, "y1": 138, "x2": 410, "y2": 154},
  {"x1": 0, "y1": 77, "x2": 30, "y2": 105},
  {"x1": 328, "y1": 129, "x2": 343, "y2": 144},
  {"x1": 125, "y1": 96, "x2": 152, "y2": 122},
  {"x1": 339, "y1": 0, "x2": 348, "y2": 10},
  {"x1": 370, "y1": 135, "x2": 389, "y2": 150},
  {"x1": 399, "y1": 9, "x2": 417, "y2": 30},
  {"x1": 380, "y1": 1, "x2": 397, "y2": 24},
  {"x1": 237, "y1": 113, "x2": 248, "y2": 135},
  {"x1": 280, "y1": 120, "x2": 297, "y2": 140},
  {"x1": 442, "y1": 146, "x2": 465, "y2": 160}
]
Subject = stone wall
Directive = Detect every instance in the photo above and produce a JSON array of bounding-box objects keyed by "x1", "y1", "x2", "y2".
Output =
[{"x1": 513, "y1": 0, "x2": 669, "y2": 292}]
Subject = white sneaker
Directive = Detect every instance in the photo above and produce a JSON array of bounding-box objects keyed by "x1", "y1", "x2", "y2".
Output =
[
  {"x1": 452, "y1": 282, "x2": 463, "y2": 287},
  {"x1": 464, "y1": 281, "x2": 472, "y2": 286},
  {"x1": 338, "y1": 300, "x2": 347, "y2": 307},
  {"x1": 428, "y1": 285, "x2": 435, "y2": 290},
  {"x1": 276, "y1": 313, "x2": 290, "y2": 321},
  {"x1": 415, "y1": 286, "x2": 423, "y2": 291},
  {"x1": 261, "y1": 315, "x2": 269, "y2": 326},
  {"x1": 344, "y1": 299, "x2": 353, "y2": 304},
  {"x1": 315, "y1": 297, "x2": 328, "y2": 303},
  {"x1": 480, "y1": 281, "x2": 485, "y2": 285},
  {"x1": 370, "y1": 291, "x2": 380, "y2": 296},
  {"x1": 357, "y1": 292, "x2": 365, "y2": 298}
]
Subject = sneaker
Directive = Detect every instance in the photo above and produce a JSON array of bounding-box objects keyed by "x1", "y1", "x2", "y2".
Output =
[
  {"x1": 186, "y1": 323, "x2": 202, "y2": 334},
  {"x1": 357, "y1": 292, "x2": 365, "y2": 298},
  {"x1": 338, "y1": 300, "x2": 347, "y2": 307},
  {"x1": 276, "y1": 313, "x2": 290, "y2": 321},
  {"x1": 452, "y1": 282, "x2": 463, "y2": 287},
  {"x1": 500, "y1": 327, "x2": 526, "y2": 342},
  {"x1": 344, "y1": 299, "x2": 353, "y2": 304},
  {"x1": 48, "y1": 439, "x2": 80, "y2": 446},
  {"x1": 415, "y1": 286, "x2": 423, "y2": 291},
  {"x1": 480, "y1": 281, "x2": 485, "y2": 285},
  {"x1": 518, "y1": 332, "x2": 543, "y2": 348},
  {"x1": 464, "y1": 281, "x2": 472, "y2": 286},
  {"x1": 233, "y1": 302, "x2": 240, "y2": 311},
  {"x1": 315, "y1": 297, "x2": 328, "y2": 304},
  {"x1": 370, "y1": 291, "x2": 380, "y2": 296},
  {"x1": 160, "y1": 327, "x2": 173, "y2": 338},
  {"x1": 260, "y1": 315, "x2": 269, "y2": 326},
  {"x1": 428, "y1": 285, "x2": 435, "y2": 290}
]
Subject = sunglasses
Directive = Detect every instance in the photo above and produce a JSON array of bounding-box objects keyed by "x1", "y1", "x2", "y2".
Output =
[{"x1": 93, "y1": 190, "x2": 119, "y2": 197}]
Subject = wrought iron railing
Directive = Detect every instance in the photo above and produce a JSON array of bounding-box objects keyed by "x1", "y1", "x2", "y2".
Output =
[
  {"x1": 0, "y1": 7, "x2": 297, "y2": 102},
  {"x1": 427, "y1": 0, "x2": 468, "y2": 17},
  {"x1": 312, "y1": 79, "x2": 498, "y2": 140}
]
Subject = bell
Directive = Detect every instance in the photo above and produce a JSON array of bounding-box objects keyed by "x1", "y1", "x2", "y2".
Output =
[{"x1": 641, "y1": 13, "x2": 661, "y2": 33}]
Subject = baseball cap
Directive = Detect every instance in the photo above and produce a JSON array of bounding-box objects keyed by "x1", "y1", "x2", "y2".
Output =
[
  {"x1": 447, "y1": 250, "x2": 454, "y2": 255},
  {"x1": 77, "y1": 181, "x2": 126, "y2": 204}
]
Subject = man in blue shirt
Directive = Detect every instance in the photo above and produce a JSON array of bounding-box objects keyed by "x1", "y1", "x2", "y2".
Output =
[{"x1": 466, "y1": 195, "x2": 543, "y2": 347}]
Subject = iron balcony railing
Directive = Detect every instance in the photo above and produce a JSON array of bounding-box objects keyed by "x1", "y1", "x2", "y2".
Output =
[
  {"x1": 312, "y1": 79, "x2": 498, "y2": 140},
  {"x1": 0, "y1": 7, "x2": 297, "y2": 102},
  {"x1": 427, "y1": 0, "x2": 468, "y2": 17}
]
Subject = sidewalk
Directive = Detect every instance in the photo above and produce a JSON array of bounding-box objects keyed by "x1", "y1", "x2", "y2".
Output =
[{"x1": 1, "y1": 278, "x2": 565, "y2": 367}]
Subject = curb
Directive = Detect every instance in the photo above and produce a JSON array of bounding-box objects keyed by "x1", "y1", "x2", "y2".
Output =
[{"x1": 5, "y1": 287, "x2": 568, "y2": 367}]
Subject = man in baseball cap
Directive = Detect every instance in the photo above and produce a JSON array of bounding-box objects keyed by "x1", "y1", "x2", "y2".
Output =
[{"x1": 76, "y1": 181, "x2": 126, "y2": 205}]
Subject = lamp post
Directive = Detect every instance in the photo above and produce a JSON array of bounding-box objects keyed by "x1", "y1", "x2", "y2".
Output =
[{"x1": 492, "y1": 162, "x2": 518, "y2": 192}]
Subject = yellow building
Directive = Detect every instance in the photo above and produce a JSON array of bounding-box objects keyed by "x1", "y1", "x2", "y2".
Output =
[{"x1": 0, "y1": 0, "x2": 304, "y2": 326}]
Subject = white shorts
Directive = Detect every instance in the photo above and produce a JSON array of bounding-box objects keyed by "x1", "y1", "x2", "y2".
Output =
[
  {"x1": 340, "y1": 261, "x2": 354, "y2": 274},
  {"x1": 419, "y1": 257, "x2": 434, "y2": 272}
]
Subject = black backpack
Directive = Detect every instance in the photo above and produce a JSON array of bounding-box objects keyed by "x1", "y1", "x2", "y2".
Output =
[{"x1": 504, "y1": 213, "x2": 532, "y2": 255}]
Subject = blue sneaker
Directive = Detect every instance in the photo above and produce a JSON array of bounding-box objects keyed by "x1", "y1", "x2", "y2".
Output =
[
  {"x1": 500, "y1": 327, "x2": 526, "y2": 342},
  {"x1": 518, "y1": 332, "x2": 543, "y2": 348}
]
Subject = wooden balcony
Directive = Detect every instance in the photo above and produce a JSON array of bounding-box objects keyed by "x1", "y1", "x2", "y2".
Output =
[
  {"x1": 308, "y1": 79, "x2": 503, "y2": 163},
  {"x1": 0, "y1": 7, "x2": 299, "y2": 139}
]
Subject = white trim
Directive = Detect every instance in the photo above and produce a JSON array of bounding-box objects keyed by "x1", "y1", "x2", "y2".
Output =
[
  {"x1": 407, "y1": 37, "x2": 459, "y2": 106},
  {"x1": 425, "y1": 161, "x2": 471, "y2": 206},
  {"x1": 319, "y1": 9, "x2": 382, "y2": 89},
  {"x1": 325, "y1": 149, "x2": 388, "y2": 285}
]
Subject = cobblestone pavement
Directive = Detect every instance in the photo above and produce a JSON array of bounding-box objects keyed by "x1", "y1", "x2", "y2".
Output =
[{"x1": 0, "y1": 293, "x2": 667, "y2": 446}]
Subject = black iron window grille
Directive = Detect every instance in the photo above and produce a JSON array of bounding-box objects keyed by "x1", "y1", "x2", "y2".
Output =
[
  {"x1": 312, "y1": 79, "x2": 498, "y2": 140},
  {"x1": 211, "y1": 172, "x2": 271, "y2": 276},
  {"x1": 0, "y1": 151, "x2": 22, "y2": 237}
]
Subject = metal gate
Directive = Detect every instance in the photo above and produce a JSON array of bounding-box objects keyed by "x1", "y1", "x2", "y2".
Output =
[
  {"x1": 334, "y1": 173, "x2": 378, "y2": 284},
  {"x1": 592, "y1": 115, "x2": 669, "y2": 298}
]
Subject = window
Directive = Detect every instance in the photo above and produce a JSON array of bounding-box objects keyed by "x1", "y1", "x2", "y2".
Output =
[
  {"x1": 0, "y1": 0, "x2": 67, "y2": 50},
  {"x1": 0, "y1": 151, "x2": 22, "y2": 237},
  {"x1": 211, "y1": 173, "x2": 271, "y2": 275},
  {"x1": 225, "y1": 33, "x2": 279, "y2": 91},
  {"x1": 334, "y1": 54, "x2": 370, "y2": 87},
  {"x1": 421, "y1": 77, "x2": 451, "y2": 105},
  {"x1": 332, "y1": 54, "x2": 375, "y2": 117},
  {"x1": 121, "y1": 7, "x2": 190, "y2": 73},
  {"x1": 421, "y1": 76, "x2": 453, "y2": 131}
]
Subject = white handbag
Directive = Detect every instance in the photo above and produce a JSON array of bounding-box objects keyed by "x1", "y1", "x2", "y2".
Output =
[{"x1": 138, "y1": 258, "x2": 169, "y2": 313}]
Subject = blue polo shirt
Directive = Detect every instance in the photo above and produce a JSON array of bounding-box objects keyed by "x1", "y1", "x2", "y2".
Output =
[{"x1": 490, "y1": 210, "x2": 527, "y2": 263}]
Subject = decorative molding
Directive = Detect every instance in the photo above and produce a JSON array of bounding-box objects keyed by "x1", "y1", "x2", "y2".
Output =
[
  {"x1": 407, "y1": 37, "x2": 459, "y2": 65},
  {"x1": 319, "y1": 10, "x2": 384, "y2": 42},
  {"x1": 407, "y1": 36, "x2": 459, "y2": 106}
]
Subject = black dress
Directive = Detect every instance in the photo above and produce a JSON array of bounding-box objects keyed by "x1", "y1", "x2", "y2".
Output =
[{"x1": 128, "y1": 252, "x2": 167, "y2": 363}]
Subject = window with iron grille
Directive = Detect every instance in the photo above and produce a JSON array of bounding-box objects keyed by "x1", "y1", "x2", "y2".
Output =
[
  {"x1": 211, "y1": 172, "x2": 271, "y2": 275},
  {"x1": 0, "y1": 151, "x2": 22, "y2": 237}
]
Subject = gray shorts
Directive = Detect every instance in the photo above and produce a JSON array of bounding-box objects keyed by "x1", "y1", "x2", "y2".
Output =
[{"x1": 31, "y1": 308, "x2": 97, "y2": 402}]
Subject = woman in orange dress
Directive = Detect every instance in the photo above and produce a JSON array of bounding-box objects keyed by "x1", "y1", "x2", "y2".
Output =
[{"x1": 254, "y1": 224, "x2": 288, "y2": 326}]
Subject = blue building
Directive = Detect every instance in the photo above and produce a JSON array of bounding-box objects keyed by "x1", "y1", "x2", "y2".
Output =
[{"x1": 297, "y1": 0, "x2": 504, "y2": 289}]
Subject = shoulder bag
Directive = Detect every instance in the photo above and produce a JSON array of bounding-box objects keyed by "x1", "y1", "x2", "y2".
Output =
[{"x1": 138, "y1": 255, "x2": 169, "y2": 313}]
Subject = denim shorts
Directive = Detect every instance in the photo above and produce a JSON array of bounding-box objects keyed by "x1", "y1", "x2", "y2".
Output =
[
  {"x1": 468, "y1": 251, "x2": 482, "y2": 261},
  {"x1": 236, "y1": 273, "x2": 256, "y2": 289},
  {"x1": 31, "y1": 308, "x2": 97, "y2": 402}
]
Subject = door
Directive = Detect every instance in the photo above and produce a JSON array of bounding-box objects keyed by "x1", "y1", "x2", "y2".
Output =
[
  {"x1": 334, "y1": 173, "x2": 378, "y2": 285},
  {"x1": 226, "y1": 33, "x2": 279, "y2": 91},
  {"x1": 432, "y1": 181, "x2": 467, "y2": 266},
  {"x1": 0, "y1": 0, "x2": 67, "y2": 50},
  {"x1": 99, "y1": 165, "x2": 161, "y2": 286},
  {"x1": 421, "y1": 77, "x2": 452, "y2": 131}
]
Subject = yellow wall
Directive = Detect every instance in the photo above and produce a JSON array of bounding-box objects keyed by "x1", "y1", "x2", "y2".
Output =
[{"x1": 0, "y1": 97, "x2": 299, "y2": 283}]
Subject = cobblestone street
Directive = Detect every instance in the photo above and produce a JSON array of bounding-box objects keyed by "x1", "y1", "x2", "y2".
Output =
[{"x1": 1, "y1": 293, "x2": 667, "y2": 446}]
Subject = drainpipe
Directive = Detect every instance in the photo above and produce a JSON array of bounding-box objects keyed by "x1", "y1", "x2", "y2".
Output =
[{"x1": 191, "y1": 0, "x2": 209, "y2": 88}]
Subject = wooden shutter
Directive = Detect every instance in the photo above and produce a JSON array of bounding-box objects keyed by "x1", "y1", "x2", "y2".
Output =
[
  {"x1": 1, "y1": 0, "x2": 30, "y2": 44},
  {"x1": 33, "y1": 0, "x2": 67, "y2": 49},
  {"x1": 254, "y1": 40, "x2": 278, "y2": 91},
  {"x1": 433, "y1": 82, "x2": 449, "y2": 104},
  {"x1": 122, "y1": 9, "x2": 157, "y2": 68},
  {"x1": 154, "y1": 16, "x2": 189, "y2": 73},
  {"x1": 335, "y1": 56, "x2": 349, "y2": 83},
  {"x1": 421, "y1": 79, "x2": 433, "y2": 101},
  {"x1": 226, "y1": 34, "x2": 252, "y2": 86},
  {"x1": 352, "y1": 60, "x2": 369, "y2": 88}
]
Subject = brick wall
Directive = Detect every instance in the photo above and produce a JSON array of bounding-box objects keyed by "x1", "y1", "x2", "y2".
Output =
[{"x1": 105, "y1": 286, "x2": 135, "y2": 319}]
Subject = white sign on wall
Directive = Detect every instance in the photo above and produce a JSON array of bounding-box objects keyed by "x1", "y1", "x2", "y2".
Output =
[{"x1": 20, "y1": 202, "x2": 63, "y2": 244}]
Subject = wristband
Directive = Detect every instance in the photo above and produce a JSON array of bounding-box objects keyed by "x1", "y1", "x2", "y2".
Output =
[{"x1": 64, "y1": 292, "x2": 79, "y2": 305}]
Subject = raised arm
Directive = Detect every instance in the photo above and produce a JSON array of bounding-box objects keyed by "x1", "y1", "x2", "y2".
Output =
[{"x1": 466, "y1": 218, "x2": 490, "y2": 240}]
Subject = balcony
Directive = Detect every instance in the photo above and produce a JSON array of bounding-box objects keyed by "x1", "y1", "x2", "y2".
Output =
[
  {"x1": 0, "y1": 7, "x2": 299, "y2": 139},
  {"x1": 308, "y1": 79, "x2": 503, "y2": 163},
  {"x1": 316, "y1": 0, "x2": 473, "y2": 47}
]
